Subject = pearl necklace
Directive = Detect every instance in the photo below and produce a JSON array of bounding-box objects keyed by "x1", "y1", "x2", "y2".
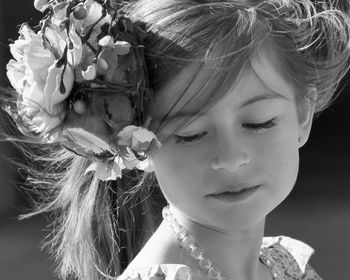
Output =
[{"x1": 162, "y1": 205, "x2": 284, "y2": 280}]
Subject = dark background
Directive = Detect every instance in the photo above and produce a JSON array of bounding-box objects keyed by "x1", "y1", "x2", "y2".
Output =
[{"x1": 0, "y1": 1, "x2": 349, "y2": 279}]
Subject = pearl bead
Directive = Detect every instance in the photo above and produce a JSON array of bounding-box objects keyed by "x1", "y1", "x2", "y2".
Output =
[
  {"x1": 162, "y1": 207, "x2": 170, "y2": 219},
  {"x1": 170, "y1": 222, "x2": 181, "y2": 234},
  {"x1": 181, "y1": 236, "x2": 195, "y2": 249},
  {"x1": 176, "y1": 227, "x2": 187, "y2": 240},
  {"x1": 161, "y1": 205, "x2": 283, "y2": 280},
  {"x1": 190, "y1": 246, "x2": 204, "y2": 259},
  {"x1": 199, "y1": 257, "x2": 212, "y2": 270},
  {"x1": 73, "y1": 100, "x2": 86, "y2": 114},
  {"x1": 208, "y1": 267, "x2": 221, "y2": 279},
  {"x1": 73, "y1": 4, "x2": 87, "y2": 20}
]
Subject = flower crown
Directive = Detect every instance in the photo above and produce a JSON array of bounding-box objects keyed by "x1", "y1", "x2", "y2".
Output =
[{"x1": 6, "y1": 0, "x2": 161, "y2": 181}]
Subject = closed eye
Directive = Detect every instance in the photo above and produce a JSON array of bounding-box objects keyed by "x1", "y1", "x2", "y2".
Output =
[
  {"x1": 242, "y1": 117, "x2": 277, "y2": 132},
  {"x1": 174, "y1": 132, "x2": 207, "y2": 145},
  {"x1": 174, "y1": 117, "x2": 278, "y2": 145}
]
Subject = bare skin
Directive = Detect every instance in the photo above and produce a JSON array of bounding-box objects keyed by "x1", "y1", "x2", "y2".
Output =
[{"x1": 125, "y1": 44, "x2": 315, "y2": 280}]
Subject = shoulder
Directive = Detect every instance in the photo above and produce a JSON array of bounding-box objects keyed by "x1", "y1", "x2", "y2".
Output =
[
  {"x1": 117, "y1": 264, "x2": 192, "y2": 280},
  {"x1": 262, "y1": 236, "x2": 322, "y2": 280},
  {"x1": 117, "y1": 235, "x2": 322, "y2": 280}
]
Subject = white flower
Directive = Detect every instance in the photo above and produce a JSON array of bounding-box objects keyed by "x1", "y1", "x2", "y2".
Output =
[
  {"x1": 34, "y1": 0, "x2": 49, "y2": 12},
  {"x1": 85, "y1": 157, "x2": 125, "y2": 181},
  {"x1": 72, "y1": 0, "x2": 112, "y2": 31},
  {"x1": 44, "y1": 23, "x2": 83, "y2": 67},
  {"x1": 17, "y1": 102, "x2": 65, "y2": 139},
  {"x1": 6, "y1": 23, "x2": 76, "y2": 137},
  {"x1": 52, "y1": 2, "x2": 70, "y2": 24},
  {"x1": 117, "y1": 125, "x2": 161, "y2": 152},
  {"x1": 122, "y1": 147, "x2": 155, "y2": 172},
  {"x1": 99, "y1": 35, "x2": 114, "y2": 47}
]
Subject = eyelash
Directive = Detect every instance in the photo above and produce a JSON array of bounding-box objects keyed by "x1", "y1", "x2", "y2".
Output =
[{"x1": 174, "y1": 117, "x2": 277, "y2": 145}]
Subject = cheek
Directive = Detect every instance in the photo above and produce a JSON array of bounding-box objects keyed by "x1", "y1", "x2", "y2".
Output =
[
  {"x1": 256, "y1": 125, "x2": 300, "y2": 191},
  {"x1": 152, "y1": 144, "x2": 197, "y2": 184},
  {"x1": 154, "y1": 142, "x2": 205, "y2": 172}
]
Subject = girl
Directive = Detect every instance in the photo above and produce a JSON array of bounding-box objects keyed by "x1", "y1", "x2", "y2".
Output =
[{"x1": 1, "y1": 0, "x2": 350, "y2": 280}]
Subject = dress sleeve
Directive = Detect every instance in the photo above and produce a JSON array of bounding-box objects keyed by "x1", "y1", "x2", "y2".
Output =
[
  {"x1": 262, "y1": 236, "x2": 323, "y2": 280},
  {"x1": 117, "y1": 264, "x2": 192, "y2": 280}
]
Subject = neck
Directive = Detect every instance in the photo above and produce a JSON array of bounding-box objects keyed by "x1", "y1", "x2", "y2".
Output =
[{"x1": 165, "y1": 204, "x2": 268, "y2": 280}]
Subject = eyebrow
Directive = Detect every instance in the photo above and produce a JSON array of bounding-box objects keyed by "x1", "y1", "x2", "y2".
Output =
[
  {"x1": 159, "y1": 90, "x2": 289, "y2": 125},
  {"x1": 240, "y1": 90, "x2": 289, "y2": 108},
  {"x1": 156, "y1": 67, "x2": 292, "y2": 127}
]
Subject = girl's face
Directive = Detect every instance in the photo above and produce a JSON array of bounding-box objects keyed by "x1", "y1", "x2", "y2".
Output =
[{"x1": 150, "y1": 46, "x2": 315, "y2": 231}]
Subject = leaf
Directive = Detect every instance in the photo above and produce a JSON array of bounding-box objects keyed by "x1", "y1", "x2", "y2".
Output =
[{"x1": 64, "y1": 127, "x2": 112, "y2": 154}]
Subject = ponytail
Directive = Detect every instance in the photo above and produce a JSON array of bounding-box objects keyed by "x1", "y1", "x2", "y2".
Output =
[{"x1": 0, "y1": 87, "x2": 165, "y2": 279}]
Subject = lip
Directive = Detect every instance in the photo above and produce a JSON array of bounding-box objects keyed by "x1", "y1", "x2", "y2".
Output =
[
  {"x1": 208, "y1": 184, "x2": 261, "y2": 196},
  {"x1": 206, "y1": 185, "x2": 261, "y2": 203}
]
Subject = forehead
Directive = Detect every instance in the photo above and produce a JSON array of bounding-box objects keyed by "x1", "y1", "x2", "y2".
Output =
[{"x1": 151, "y1": 44, "x2": 295, "y2": 122}]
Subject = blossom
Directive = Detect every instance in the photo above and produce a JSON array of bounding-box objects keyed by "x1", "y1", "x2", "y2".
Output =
[
  {"x1": 17, "y1": 101, "x2": 65, "y2": 140},
  {"x1": 52, "y1": 2, "x2": 70, "y2": 24},
  {"x1": 117, "y1": 125, "x2": 162, "y2": 152},
  {"x1": 34, "y1": 0, "x2": 49, "y2": 12},
  {"x1": 85, "y1": 157, "x2": 125, "y2": 181},
  {"x1": 6, "y1": 24, "x2": 77, "y2": 138},
  {"x1": 122, "y1": 147, "x2": 155, "y2": 172},
  {"x1": 44, "y1": 23, "x2": 83, "y2": 67},
  {"x1": 72, "y1": 0, "x2": 112, "y2": 32},
  {"x1": 116, "y1": 126, "x2": 161, "y2": 173},
  {"x1": 7, "y1": 0, "x2": 159, "y2": 181}
]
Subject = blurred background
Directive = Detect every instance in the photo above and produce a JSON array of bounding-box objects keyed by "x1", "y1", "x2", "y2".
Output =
[{"x1": 0, "y1": 1, "x2": 349, "y2": 280}]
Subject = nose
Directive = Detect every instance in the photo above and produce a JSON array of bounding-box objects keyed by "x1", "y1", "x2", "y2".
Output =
[{"x1": 210, "y1": 133, "x2": 251, "y2": 173}]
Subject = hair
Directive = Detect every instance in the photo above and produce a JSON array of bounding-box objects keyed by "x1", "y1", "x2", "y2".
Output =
[{"x1": 1, "y1": 0, "x2": 350, "y2": 279}]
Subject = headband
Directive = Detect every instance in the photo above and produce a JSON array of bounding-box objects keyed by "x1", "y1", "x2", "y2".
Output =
[{"x1": 6, "y1": 0, "x2": 161, "y2": 181}]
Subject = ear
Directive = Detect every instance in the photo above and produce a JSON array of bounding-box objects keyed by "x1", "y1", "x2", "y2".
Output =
[{"x1": 297, "y1": 88, "x2": 317, "y2": 148}]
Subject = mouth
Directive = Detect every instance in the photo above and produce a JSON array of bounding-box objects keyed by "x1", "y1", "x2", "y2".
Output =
[
  {"x1": 208, "y1": 184, "x2": 261, "y2": 196},
  {"x1": 206, "y1": 185, "x2": 261, "y2": 203}
]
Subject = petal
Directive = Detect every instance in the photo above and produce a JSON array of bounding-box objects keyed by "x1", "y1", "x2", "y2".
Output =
[
  {"x1": 67, "y1": 25, "x2": 83, "y2": 66},
  {"x1": 122, "y1": 152, "x2": 140, "y2": 169},
  {"x1": 44, "y1": 24, "x2": 68, "y2": 57},
  {"x1": 82, "y1": 64, "x2": 97, "y2": 80},
  {"x1": 22, "y1": 81, "x2": 46, "y2": 107},
  {"x1": 136, "y1": 157, "x2": 154, "y2": 172},
  {"x1": 24, "y1": 42, "x2": 54, "y2": 83},
  {"x1": 131, "y1": 128, "x2": 161, "y2": 151},
  {"x1": 85, "y1": 162, "x2": 99, "y2": 175},
  {"x1": 83, "y1": 0, "x2": 104, "y2": 26},
  {"x1": 6, "y1": 59, "x2": 26, "y2": 92},
  {"x1": 117, "y1": 125, "x2": 138, "y2": 146},
  {"x1": 85, "y1": 161, "x2": 122, "y2": 181},
  {"x1": 19, "y1": 24, "x2": 36, "y2": 40},
  {"x1": 114, "y1": 41, "x2": 131, "y2": 56},
  {"x1": 9, "y1": 40, "x2": 28, "y2": 61},
  {"x1": 53, "y1": 2, "x2": 69, "y2": 22},
  {"x1": 32, "y1": 112, "x2": 63, "y2": 134},
  {"x1": 44, "y1": 63, "x2": 73, "y2": 112},
  {"x1": 133, "y1": 128, "x2": 158, "y2": 143},
  {"x1": 34, "y1": 0, "x2": 49, "y2": 12},
  {"x1": 98, "y1": 35, "x2": 114, "y2": 47}
]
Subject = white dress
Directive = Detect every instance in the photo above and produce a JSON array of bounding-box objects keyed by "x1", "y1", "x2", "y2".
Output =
[{"x1": 117, "y1": 236, "x2": 322, "y2": 280}]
